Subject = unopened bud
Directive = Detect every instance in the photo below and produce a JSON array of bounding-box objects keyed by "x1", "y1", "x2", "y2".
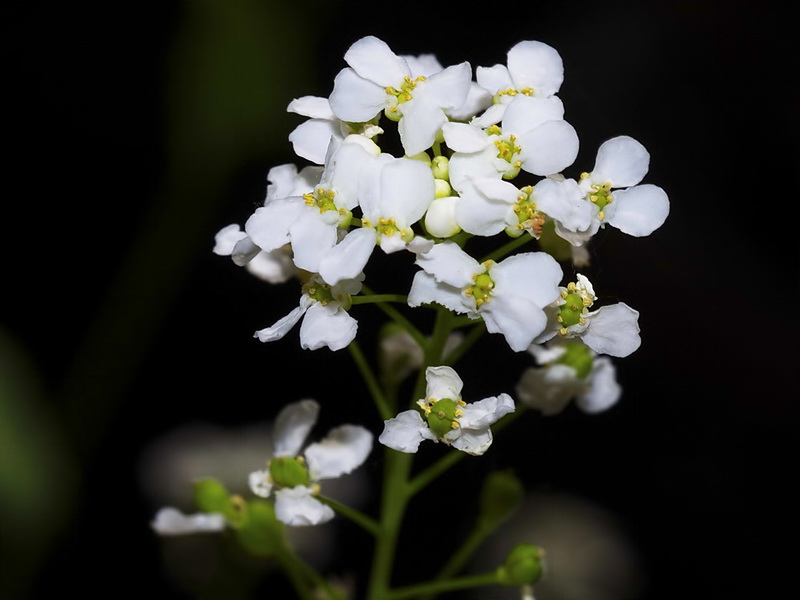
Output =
[{"x1": 496, "y1": 543, "x2": 544, "y2": 586}]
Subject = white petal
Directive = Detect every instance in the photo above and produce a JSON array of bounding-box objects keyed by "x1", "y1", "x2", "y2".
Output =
[
  {"x1": 305, "y1": 425, "x2": 373, "y2": 480},
  {"x1": 425, "y1": 365, "x2": 463, "y2": 401},
  {"x1": 213, "y1": 224, "x2": 247, "y2": 256},
  {"x1": 289, "y1": 119, "x2": 340, "y2": 165},
  {"x1": 318, "y1": 227, "x2": 376, "y2": 286},
  {"x1": 447, "y1": 83, "x2": 493, "y2": 121},
  {"x1": 507, "y1": 40, "x2": 563, "y2": 98},
  {"x1": 299, "y1": 303, "x2": 358, "y2": 351},
  {"x1": 402, "y1": 53, "x2": 444, "y2": 77},
  {"x1": 415, "y1": 240, "x2": 478, "y2": 288},
  {"x1": 329, "y1": 67, "x2": 387, "y2": 122},
  {"x1": 379, "y1": 410, "x2": 435, "y2": 453},
  {"x1": 287, "y1": 96, "x2": 335, "y2": 119},
  {"x1": 476, "y1": 64, "x2": 513, "y2": 95},
  {"x1": 288, "y1": 210, "x2": 338, "y2": 273},
  {"x1": 344, "y1": 36, "x2": 409, "y2": 87},
  {"x1": 266, "y1": 164, "x2": 299, "y2": 200},
  {"x1": 470, "y1": 103, "x2": 506, "y2": 128},
  {"x1": 254, "y1": 299, "x2": 308, "y2": 344},
  {"x1": 606, "y1": 184, "x2": 669, "y2": 237},
  {"x1": 407, "y1": 271, "x2": 471, "y2": 314},
  {"x1": 398, "y1": 97, "x2": 447, "y2": 156},
  {"x1": 534, "y1": 178, "x2": 594, "y2": 233},
  {"x1": 482, "y1": 294, "x2": 548, "y2": 352},
  {"x1": 491, "y1": 252, "x2": 563, "y2": 309},
  {"x1": 458, "y1": 393, "x2": 515, "y2": 430},
  {"x1": 248, "y1": 469, "x2": 273, "y2": 498},
  {"x1": 273, "y1": 399, "x2": 320, "y2": 458},
  {"x1": 245, "y1": 248, "x2": 295, "y2": 283},
  {"x1": 231, "y1": 236, "x2": 261, "y2": 266},
  {"x1": 245, "y1": 198, "x2": 306, "y2": 252},
  {"x1": 325, "y1": 139, "x2": 376, "y2": 209},
  {"x1": 375, "y1": 157, "x2": 434, "y2": 225},
  {"x1": 576, "y1": 357, "x2": 621, "y2": 414},
  {"x1": 151, "y1": 508, "x2": 225, "y2": 535},
  {"x1": 455, "y1": 180, "x2": 515, "y2": 236},
  {"x1": 442, "y1": 122, "x2": 489, "y2": 153},
  {"x1": 449, "y1": 428, "x2": 493, "y2": 456},
  {"x1": 582, "y1": 303, "x2": 641, "y2": 357},
  {"x1": 515, "y1": 366, "x2": 581, "y2": 415},
  {"x1": 448, "y1": 148, "x2": 501, "y2": 194},
  {"x1": 274, "y1": 486, "x2": 334, "y2": 526},
  {"x1": 416, "y1": 62, "x2": 472, "y2": 111},
  {"x1": 518, "y1": 119, "x2": 580, "y2": 176},
  {"x1": 592, "y1": 136, "x2": 650, "y2": 187},
  {"x1": 502, "y1": 95, "x2": 565, "y2": 136}
]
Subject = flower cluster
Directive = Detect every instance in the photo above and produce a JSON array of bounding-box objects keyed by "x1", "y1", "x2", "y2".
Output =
[{"x1": 155, "y1": 34, "x2": 670, "y2": 600}]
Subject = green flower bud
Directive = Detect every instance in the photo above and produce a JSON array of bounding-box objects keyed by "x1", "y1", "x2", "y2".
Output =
[
  {"x1": 479, "y1": 470, "x2": 524, "y2": 527},
  {"x1": 194, "y1": 478, "x2": 240, "y2": 523},
  {"x1": 431, "y1": 155, "x2": 449, "y2": 180},
  {"x1": 234, "y1": 499, "x2": 285, "y2": 558},
  {"x1": 496, "y1": 543, "x2": 544, "y2": 586},
  {"x1": 269, "y1": 456, "x2": 310, "y2": 488}
]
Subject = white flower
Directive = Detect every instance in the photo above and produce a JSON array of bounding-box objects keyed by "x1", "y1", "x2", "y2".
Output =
[
  {"x1": 245, "y1": 136, "x2": 378, "y2": 274},
  {"x1": 516, "y1": 341, "x2": 621, "y2": 415},
  {"x1": 408, "y1": 241, "x2": 562, "y2": 352},
  {"x1": 379, "y1": 366, "x2": 515, "y2": 456},
  {"x1": 287, "y1": 95, "x2": 383, "y2": 165},
  {"x1": 537, "y1": 136, "x2": 670, "y2": 245},
  {"x1": 213, "y1": 224, "x2": 297, "y2": 283},
  {"x1": 534, "y1": 274, "x2": 641, "y2": 357},
  {"x1": 151, "y1": 507, "x2": 226, "y2": 535},
  {"x1": 254, "y1": 274, "x2": 362, "y2": 351},
  {"x1": 455, "y1": 179, "x2": 545, "y2": 239},
  {"x1": 249, "y1": 400, "x2": 373, "y2": 526},
  {"x1": 328, "y1": 36, "x2": 472, "y2": 156},
  {"x1": 318, "y1": 153, "x2": 435, "y2": 285}
]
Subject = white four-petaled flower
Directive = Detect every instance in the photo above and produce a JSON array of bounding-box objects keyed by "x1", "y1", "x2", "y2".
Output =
[
  {"x1": 379, "y1": 366, "x2": 514, "y2": 456},
  {"x1": 249, "y1": 400, "x2": 373, "y2": 526}
]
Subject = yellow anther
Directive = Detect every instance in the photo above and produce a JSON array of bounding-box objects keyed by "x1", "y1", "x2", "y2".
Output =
[
  {"x1": 455, "y1": 409, "x2": 463, "y2": 418},
  {"x1": 559, "y1": 327, "x2": 568, "y2": 336},
  {"x1": 579, "y1": 317, "x2": 586, "y2": 325},
  {"x1": 606, "y1": 195, "x2": 613, "y2": 203},
  {"x1": 297, "y1": 456, "x2": 305, "y2": 463},
  {"x1": 590, "y1": 195, "x2": 598, "y2": 203},
  {"x1": 404, "y1": 76, "x2": 412, "y2": 83},
  {"x1": 465, "y1": 288, "x2": 473, "y2": 296},
  {"x1": 520, "y1": 87, "x2": 534, "y2": 96},
  {"x1": 583, "y1": 298, "x2": 592, "y2": 306},
  {"x1": 386, "y1": 86, "x2": 396, "y2": 94},
  {"x1": 513, "y1": 161, "x2": 522, "y2": 168},
  {"x1": 457, "y1": 399, "x2": 466, "y2": 406},
  {"x1": 487, "y1": 125, "x2": 501, "y2": 135},
  {"x1": 557, "y1": 315, "x2": 564, "y2": 323},
  {"x1": 561, "y1": 290, "x2": 568, "y2": 299},
  {"x1": 312, "y1": 483, "x2": 321, "y2": 495},
  {"x1": 389, "y1": 106, "x2": 398, "y2": 113},
  {"x1": 450, "y1": 421, "x2": 459, "y2": 430},
  {"x1": 567, "y1": 282, "x2": 577, "y2": 291},
  {"x1": 580, "y1": 172, "x2": 590, "y2": 180},
  {"x1": 598, "y1": 211, "x2": 605, "y2": 220}
]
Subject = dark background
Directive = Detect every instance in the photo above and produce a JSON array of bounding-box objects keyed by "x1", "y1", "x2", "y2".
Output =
[{"x1": 2, "y1": 1, "x2": 797, "y2": 598}]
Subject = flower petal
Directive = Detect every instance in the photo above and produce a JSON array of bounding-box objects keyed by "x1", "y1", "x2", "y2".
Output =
[
  {"x1": 442, "y1": 122, "x2": 488, "y2": 153},
  {"x1": 407, "y1": 271, "x2": 471, "y2": 315},
  {"x1": 576, "y1": 357, "x2": 621, "y2": 414},
  {"x1": 399, "y1": 97, "x2": 447, "y2": 156},
  {"x1": 151, "y1": 508, "x2": 226, "y2": 535},
  {"x1": 502, "y1": 95, "x2": 565, "y2": 136},
  {"x1": 318, "y1": 227, "x2": 376, "y2": 286},
  {"x1": 305, "y1": 425, "x2": 373, "y2": 480},
  {"x1": 425, "y1": 365, "x2": 464, "y2": 401},
  {"x1": 515, "y1": 365, "x2": 582, "y2": 415},
  {"x1": 416, "y1": 62, "x2": 472, "y2": 112},
  {"x1": 582, "y1": 303, "x2": 641, "y2": 357},
  {"x1": 329, "y1": 67, "x2": 387, "y2": 122},
  {"x1": 491, "y1": 252, "x2": 563, "y2": 309},
  {"x1": 287, "y1": 95, "x2": 335, "y2": 120},
  {"x1": 274, "y1": 486, "x2": 334, "y2": 526},
  {"x1": 379, "y1": 410, "x2": 436, "y2": 453},
  {"x1": 248, "y1": 469, "x2": 273, "y2": 498},
  {"x1": 592, "y1": 136, "x2": 650, "y2": 188},
  {"x1": 288, "y1": 210, "x2": 338, "y2": 274},
  {"x1": 272, "y1": 399, "x2": 320, "y2": 458},
  {"x1": 482, "y1": 293, "x2": 548, "y2": 352},
  {"x1": 449, "y1": 428, "x2": 493, "y2": 456},
  {"x1": 245, "y1": 198, "x2": 306, "y2": 252},
  {"x1": 289, "y1": 119, "x2": 340, "y2": 165},
  {"x1": 476, "y1": 63, "x2": 513, "y2": 95},
  {"x1": 344, "y1": 36, "x2": 410, "y2": 87},
  {"x1": 458, "y1": 393, "x2": 515, "y2": 430},
  {"x1": 606, "y1": 184, "x2": 669, "y2": 237},
  {"x1": 415, "y1": 240, "x2": 478, "y2": 288},
  {"x1": 517, "y1": 119, "x2": 580, "y2": 176},
  {"x1": 534, "y1": 177, "x2": 594, "y2": 233},
  {"x1": 299, "y1": 303, "x2": 358, "y2": 351},
  {"x1": 507, "y1": 40, "x2": 564, "y2": 98},
  {"x1": 254, "y1": 299, "x2": 309, "y2": 344}
]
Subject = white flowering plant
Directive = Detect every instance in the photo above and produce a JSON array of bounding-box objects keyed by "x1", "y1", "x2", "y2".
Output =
[{"x1": 155, "y1": 35, "x2": 669, "y2": 599}]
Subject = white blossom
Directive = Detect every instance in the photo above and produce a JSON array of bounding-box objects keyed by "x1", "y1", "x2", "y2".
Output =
[
  {"x1": 151, "y1": 507, "x2": 226, "y2": 536},
  {"x1": 516, "y1": 342, "x2": 622, "y2": 415},
  {"x1": 249, "y1": 400, "x2": 373, "y2": 526},
  {"x1": 328, "y1": 36, "x2": 472, "y2": 156},
  {"x1": 408, "y1": 241, "x2": 562, "y2": 352},
  {"x1": 254, "y1": 274, "x2": 362, "y2": 351},
  {"x1": 379, "y1": 366, "x2": 514, "y2": 456}
]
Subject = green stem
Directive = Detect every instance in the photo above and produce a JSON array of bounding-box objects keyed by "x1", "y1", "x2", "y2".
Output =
[
  {"x1": 318, "y1": 495, "x2": 380, "y2": 537},
  {"x1": 292, "y1": 554, "x2": 348, "y2": 600},
  {"x1": 407, "y1": 449, "x2": 464, "y2": 498},
  {"x1": 386, "y1": 571, "x2": 500, "y2": 600},
  {"x1": 480, "y1": 233, "x2": 532, "y2": 263},
  {"x1": 362, "y1": 284, "x2": 427, "y2": 348},
  {"x1": 348, "y1": 340, "x2": 392, "y2": 421},
  {"x1": 350, "y1": 294, "x2": 408, "y2": 305},
  {"x1": 277, "y1": 551, "x2": 317, "y2": 600}
]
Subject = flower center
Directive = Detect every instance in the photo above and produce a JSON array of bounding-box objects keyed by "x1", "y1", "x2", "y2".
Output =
[
  {"x1": 302, "y1": 279, "x2": 335, "y2": 306},
  {"x1": 493, "y1": 87, "x2": 534, "y2": 104},
  {"x1": 418, "y1": 397, "x2": 466, "y2": 438},
  {"x1": 464, "y1": 262, "x2": 496, "y2": 307},
  {"x1": 554, "y1": 341, "x2": 594, "y2": 379},
  {"x1": 386, "y1": 75, "x2": 425, "y2": 105},
  {"x1": 511, "y1": 185, "x2": 545, "y2": 238},
  {"x1": 579, "y1": 173, "x2": 614, "y2": 220},
  {"x1": 487, "y1": 125, "x2": 522, "y2": 178},
  {"x1": 269, "y1": 456, "x2": 310, "y2": 488},
  {"x1": 557, "y1": 281, "x2": 593, "y2": 335},
  {"x1": 303, "y1": 188, "x2": 353, "y2": 226},
  {"x1": 363, "y1": 217, "x2": 415, "y2": 242}
]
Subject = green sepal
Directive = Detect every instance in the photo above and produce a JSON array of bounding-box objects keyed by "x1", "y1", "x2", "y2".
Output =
[
  {"x1": 496, "y1": 543, "x2": 544, "y2": 586},
  {"x1": 478, "y1": 470, "x2": 524, "y2": 528},
  {"x1": 234, "y1": 499, "x2": 285, "y2": 558}
]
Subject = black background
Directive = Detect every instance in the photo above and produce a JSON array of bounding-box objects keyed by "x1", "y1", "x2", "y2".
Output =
[{"x1": 2, "y1": 1, "x2": 797, "y2": 598}]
